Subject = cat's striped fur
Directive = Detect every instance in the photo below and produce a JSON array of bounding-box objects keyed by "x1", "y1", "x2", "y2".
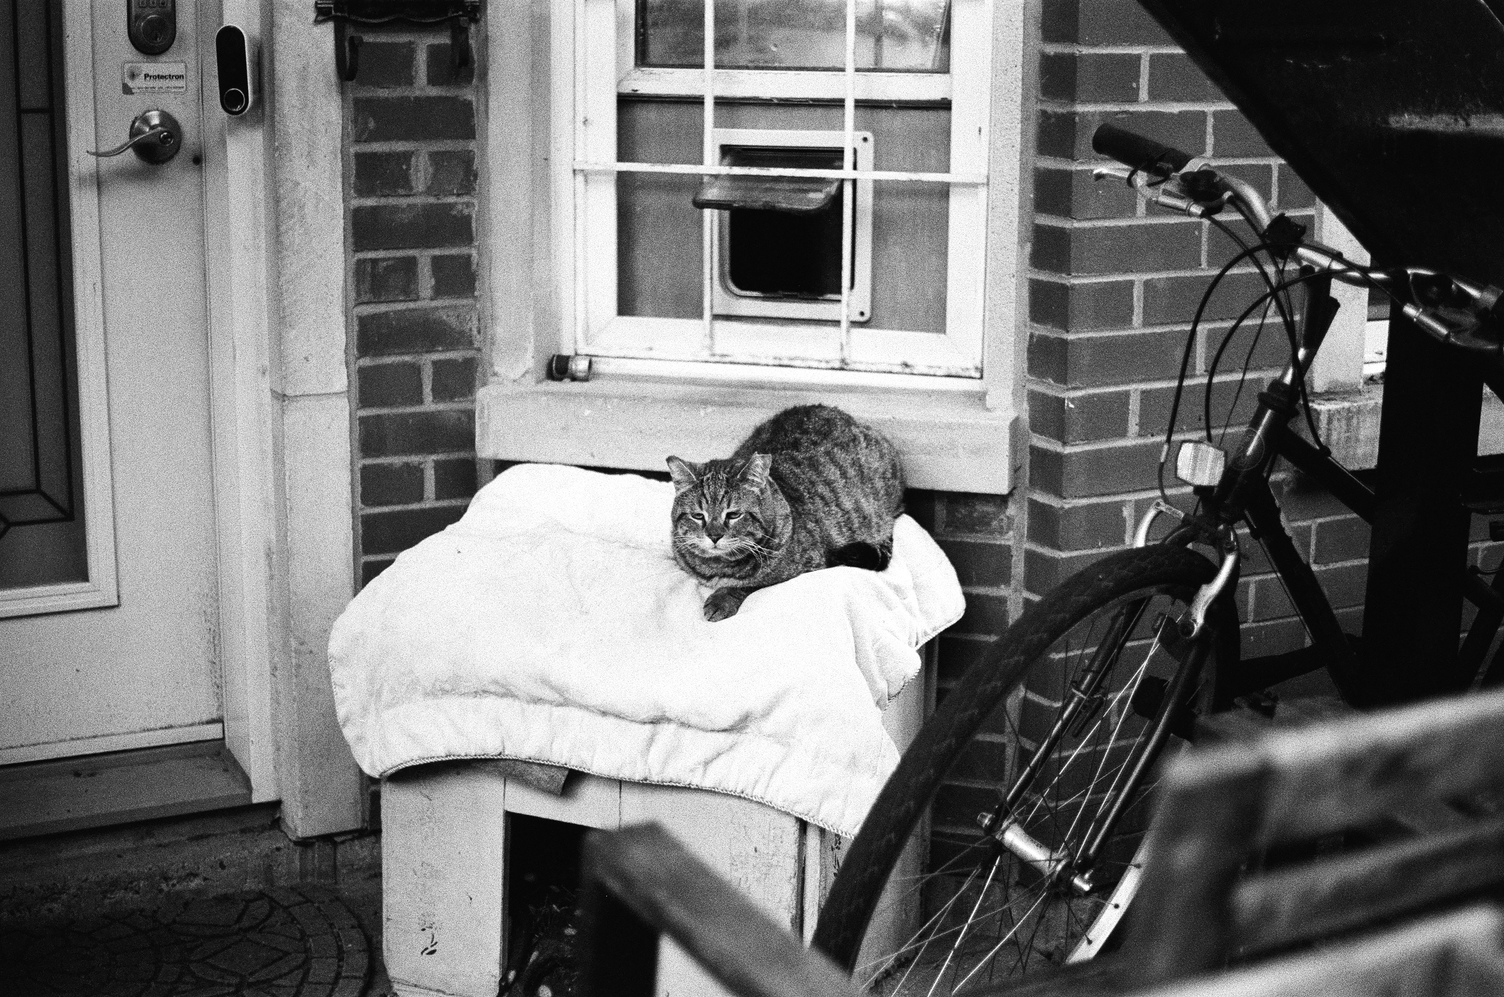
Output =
[{"x1": 667, "y1": 405, "x2": 905, "y2": 621}]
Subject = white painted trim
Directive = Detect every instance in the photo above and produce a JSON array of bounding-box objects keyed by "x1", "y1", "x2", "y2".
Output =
[
  {"x1": 590, "y1": 314, "x2": 981, "y2": 375},
  {"x1": 0, "y1": 581, "x2": 114, "y2": 618},
  {"x1": 1310, "y1": 205, "x2": 1370, "y2": 395},
  {"x1": 619, "y1": 67, "x2": 953, "y2": 102},
  {"x1": 0, "y1": 723, "x2": 225, "y2": 767}
]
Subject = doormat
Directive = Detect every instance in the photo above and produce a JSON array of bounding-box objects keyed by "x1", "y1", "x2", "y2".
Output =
[{"x1": 0, "y1": 885, "x2": 370, "y2": 997}]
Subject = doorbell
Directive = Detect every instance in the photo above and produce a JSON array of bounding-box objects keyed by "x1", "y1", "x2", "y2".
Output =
[{"x1": 214, "y1": 25, "x2": 258, "y2": 116}]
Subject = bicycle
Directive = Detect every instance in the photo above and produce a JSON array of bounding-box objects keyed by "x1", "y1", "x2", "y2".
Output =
[{"x1": 809, "y1": 122, "x2": 1504, "y2": 994}]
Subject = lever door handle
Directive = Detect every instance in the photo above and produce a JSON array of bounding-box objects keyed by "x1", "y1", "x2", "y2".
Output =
[{"x1": 87, "y1": 109, "x2": 182, "y2": 164}]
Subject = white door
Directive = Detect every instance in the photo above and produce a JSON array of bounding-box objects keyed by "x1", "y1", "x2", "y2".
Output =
[{"x1": 0, "y1": 0, "x2": 222, "y2": 764}]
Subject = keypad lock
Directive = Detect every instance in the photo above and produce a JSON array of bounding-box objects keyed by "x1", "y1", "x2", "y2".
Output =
[{"x1": 128, "y1": 0, "x2": 177, "y2": 55}]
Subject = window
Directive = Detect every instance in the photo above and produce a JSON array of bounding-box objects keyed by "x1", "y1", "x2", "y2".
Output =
[
  {"x1": 564, "y1": 0, "x2": 994, "y2": 376},
  {"x1": 478, "y1": 0, "x2": 1024, "y2": 492}
]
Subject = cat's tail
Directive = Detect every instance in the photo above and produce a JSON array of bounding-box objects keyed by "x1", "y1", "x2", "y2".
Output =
[{"x1": 829, "y1": 541, "x2": 891, "y2": 572}]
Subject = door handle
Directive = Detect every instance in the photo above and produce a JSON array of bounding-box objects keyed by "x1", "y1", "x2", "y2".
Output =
[{"x1": 87, "y1": 109, "x2": 182, "y2": 164}]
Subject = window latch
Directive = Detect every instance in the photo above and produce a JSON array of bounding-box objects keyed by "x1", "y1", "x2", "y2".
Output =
[{"x1": 314, "y1": 1, "x2": 483, "y2": 83}]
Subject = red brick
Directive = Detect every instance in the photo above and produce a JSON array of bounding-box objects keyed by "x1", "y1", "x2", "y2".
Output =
[
  {"x1": 1031, "y1": 329, "x2": 1189, "y2": 389},
  {"x1": 357, "y1": 304, "x2": 477, "y2": 356},
  {"x1": 355, "y1": 255, "x2": 419, "y2": 304},
  {"x1": 1030, "y1": 278, "x2": 1135, "y2": 332},
  {"x1": 1312, "y1": 516, "x2": 1370, "y2": 565},
  {"x1": 431, "y1": 355, "x2": 478, "y2": 402},
  {"x1": 1022, "y1": 546, "x2": 1116, "y2": 597},
  {"x1": 1276, "y1": 474, "x2": 1356, "y2": 522},
  {"x1": 359, "y1": 409, "x2": 475, "y2": 457},
  {"x1": 351, "y1": 41, "x2": 416, "y2": 88},
  {"x1": 1237, "y1": 521, "x2": 1313, "y2": 576},
  {"x1": 1038, "y1": 109, "x2": 1209, "y2": 163},
  {"x1": 430, "y1": 253, "x2": 476, "y2": 298},
  {"x1": 1313, "y1": 561, "x2": 1367, "y2": 609},
  {"x1": 361, "y1": 504, "x2": 467, "y2": 554},
  {"x1": 1034, "y1": 167, "x2": 1140, "y2": 221},
  {"x1": 936, "y1": 538, "x2": 1012, "y2": 587},
  {"x1": 1142, "y1": 270, "x2": 1270, "y2": 327},
  {"x1": 1276, "y1": 164, "x2": 1316, "y2": 211},
  {"x1": 358, "y1": 361, "x2": 423, "y2": 408},
  {"x1": 425, "y1": 150, "x2": 477, "y2": 196},
  {"x1": 361, "y1": 558, "x2": 395, "y2": 587},
  {"x1": 953, "y1": 591, "x2": 1010, "y2": 637},
  {"x1": 1029, "y1": 388, "x2": 1130, "y2": 444},
  {"x1": 948, "y1": 734, "x2": 1011, "y2": 783},
  {"x1": 1211, "y1": 112, "x2": 1274, "y2": 159},
  {"x1": 942, "y1": 493, "x2": 1013, "y2": 537},
  {"x1": 1040, "y1": 52, "x2": 1142, "y2": 103},
  {"x1": 1043, "y1": 440, "x2": 1163, "y2": 498},
  {"x1": 1027, "y1": 497, "x2": 1128, "y2": 552},
  {"x1": 351, "y1": 96, "x2": 476, "y2": 142},
  {"x1": 1040, "y1": 0, "x2": 1172, "y2": 46},
  {"x1": 936, "y1": 634, "x2": 992, "y2": 685},
  {"x1": 1031, "y1": 220, "x2": 1204, "y2": 276},
  {"x1": 1146, "y1": 53, "x2": 1226, "y2": 104},
  {"x1": 433, "y1": 457, "x2": 479, "y2": 500},
  {"x1": 1241, "y1": 615, "x2": 1308, "y2": 660},
  {"x1": 1208, "y1": 162, "x2": 1274, "y2": 207},
  {"x1": 426, "y1": 42, "x2": 475, "y2": 86},
  {"x1": 1248, "y1": 574, "x2": 1296, "y2": 622},
  {"x1": 361, "y1": 462, "x2": 425, "y2": 506},
  {"x1": 1138, "y1": 379, "x2": 1262, "y2": 441},
  {"x1": 353, "y1": 151, "x2": 416, "y2": 196},
  {"x1": 351, "y1": 202, "x2": 475, "y2": 252}
]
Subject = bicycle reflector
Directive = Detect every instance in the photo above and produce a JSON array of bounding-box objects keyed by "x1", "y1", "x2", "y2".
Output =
[{"x1": 1176, "y1": 441, "x2": 1226, "y2": 487}]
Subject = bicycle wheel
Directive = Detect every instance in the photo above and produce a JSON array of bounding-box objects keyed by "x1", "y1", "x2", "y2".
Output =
[{"x1": 812, "y1": 544, "x2": 1239, "y2": 994}]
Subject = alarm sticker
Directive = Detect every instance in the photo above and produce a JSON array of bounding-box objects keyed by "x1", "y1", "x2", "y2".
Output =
[{"x1": 122, "y1": 62, "x2": 187, "y2": 94}]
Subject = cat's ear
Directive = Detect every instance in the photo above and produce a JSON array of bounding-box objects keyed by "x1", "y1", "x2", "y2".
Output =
[
  {"x1": 666, "y1": 456, "x2": 701, "y2": 492},
  {"x1": 744, "y1": 452, "x2": 773, "y2": 489}
]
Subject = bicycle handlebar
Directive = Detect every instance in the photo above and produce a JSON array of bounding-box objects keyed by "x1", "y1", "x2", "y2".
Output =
[{"x1": 1091, "y1": 123, "x2": 1194, "y2": 180}]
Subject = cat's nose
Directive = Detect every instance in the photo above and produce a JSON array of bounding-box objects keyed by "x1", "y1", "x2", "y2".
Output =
[{"x1": 705, "y1": 527, "x2": 725, "y2": 543}]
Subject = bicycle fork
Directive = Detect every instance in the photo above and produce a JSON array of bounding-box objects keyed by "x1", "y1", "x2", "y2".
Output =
[{"x1": 977, "y1": 544, "x2": 1236, "y2": 895}]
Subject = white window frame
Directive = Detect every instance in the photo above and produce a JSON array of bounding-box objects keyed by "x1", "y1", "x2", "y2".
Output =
[{"x1": 476, "y1": 0, "x2": 1028, "y2": 493}]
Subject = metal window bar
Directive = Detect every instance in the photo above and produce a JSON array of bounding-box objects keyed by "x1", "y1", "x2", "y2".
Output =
[
  {"x1": 702, "y1": 0, "x2": 716, "y2": 354},
  {"x1": 575, "y1": 0, "x2": 981, "y2": 369}
]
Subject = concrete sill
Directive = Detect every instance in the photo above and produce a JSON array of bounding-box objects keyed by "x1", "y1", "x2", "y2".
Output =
[
  {"x1": 476, "y1": 375, "x2": 1019, "y2": 494},
  {"x1": 0, "y1": 741, "x2": 253, "y2": 842},
  {"x1": 1310, "y1": 384, "x2": 1504, "y2": 472}
]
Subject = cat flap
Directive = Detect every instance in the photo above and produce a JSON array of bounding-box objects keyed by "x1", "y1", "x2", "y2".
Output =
[{"x1": 692, "y1": 145, "x2": 842, "y2": 215}]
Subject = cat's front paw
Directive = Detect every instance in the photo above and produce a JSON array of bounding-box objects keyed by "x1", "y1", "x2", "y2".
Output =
[{"x1": 703, "y1": 589, "x2": 746, "y2": 622}]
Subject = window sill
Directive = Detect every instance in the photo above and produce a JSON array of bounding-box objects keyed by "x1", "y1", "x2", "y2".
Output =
[
  {"x1": 1309, "y1": 384, "x2": 1504, "y2": 472},
  {"x1": 476, "y1": 374, "x2": 1018, "y2": 493}
]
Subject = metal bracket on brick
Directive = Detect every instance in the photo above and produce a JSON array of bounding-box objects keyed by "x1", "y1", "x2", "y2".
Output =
[{"x1": 314, "y1": 0, "x2": 482, "y2": 84}]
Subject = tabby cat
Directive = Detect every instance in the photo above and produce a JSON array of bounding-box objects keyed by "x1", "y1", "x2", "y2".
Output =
[{"x1": 667, "y1": 404, "x2": 905, "y2": 621}]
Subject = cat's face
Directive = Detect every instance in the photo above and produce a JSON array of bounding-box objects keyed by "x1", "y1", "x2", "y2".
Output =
[{"x1": 666, "y1": 454, "x2": 775, "y2": 561}]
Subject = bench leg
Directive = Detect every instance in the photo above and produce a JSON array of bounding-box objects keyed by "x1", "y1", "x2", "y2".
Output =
[{"x1": 382, "y1": 765, "x2": 509, "y2": 997}]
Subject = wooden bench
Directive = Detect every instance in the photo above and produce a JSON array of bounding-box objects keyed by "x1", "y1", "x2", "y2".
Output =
[{"x1": 577, "y1": 822, "x2": 1504, "y2": 997}]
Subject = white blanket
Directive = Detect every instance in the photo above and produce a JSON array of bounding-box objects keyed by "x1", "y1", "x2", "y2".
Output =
[{"x1": 328, "y1": 463, "x2": 965, "y2": 836}]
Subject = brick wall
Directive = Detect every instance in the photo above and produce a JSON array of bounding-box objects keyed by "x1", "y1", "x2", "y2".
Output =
[
  {"x1": 1024, "y1": 0, "x2": 1369, "y2": 667},
  {"x1": 345, "y1": 30, "x2": 482, "y2": 586}
]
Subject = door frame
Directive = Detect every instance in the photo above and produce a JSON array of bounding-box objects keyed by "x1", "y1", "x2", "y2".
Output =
[
  {"x1": 35, "y1": 0, "x2": 364, "y2": 838},
  {"x1": 201, "y1": 0, "x2": 364, "y2": 837}
]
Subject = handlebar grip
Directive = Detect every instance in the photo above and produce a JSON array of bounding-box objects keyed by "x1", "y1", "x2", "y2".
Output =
[{"x1": 1092, "y1": 123, "x2": 1193, "y2": 179}]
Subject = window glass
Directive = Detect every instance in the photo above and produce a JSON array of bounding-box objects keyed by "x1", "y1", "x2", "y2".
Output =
[{"x1": 637, "y1": 0, "x2": 951, "y2": 72}]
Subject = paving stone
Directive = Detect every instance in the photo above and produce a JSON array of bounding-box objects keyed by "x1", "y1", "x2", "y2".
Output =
[{"x1": 0, "y1": 885, "x2": 371, "y2": 997}]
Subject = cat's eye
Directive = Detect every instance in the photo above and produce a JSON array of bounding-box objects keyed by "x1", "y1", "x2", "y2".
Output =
[
  {"x1": 691, "y1": 512, "x2": 707, "y2": 523},
  {"x1": 726, "y1": 511, "x2": 743, "y2": 522}
]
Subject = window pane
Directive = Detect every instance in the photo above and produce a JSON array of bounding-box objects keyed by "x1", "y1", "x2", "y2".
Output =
[{"x1": 637, "y1": 0, "x2": 950, "y2": 72}]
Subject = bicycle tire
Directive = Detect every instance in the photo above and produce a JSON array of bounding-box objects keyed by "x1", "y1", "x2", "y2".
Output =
[{"x1": 812, "y1": 544, "x2": 1239, "y2": 992}]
